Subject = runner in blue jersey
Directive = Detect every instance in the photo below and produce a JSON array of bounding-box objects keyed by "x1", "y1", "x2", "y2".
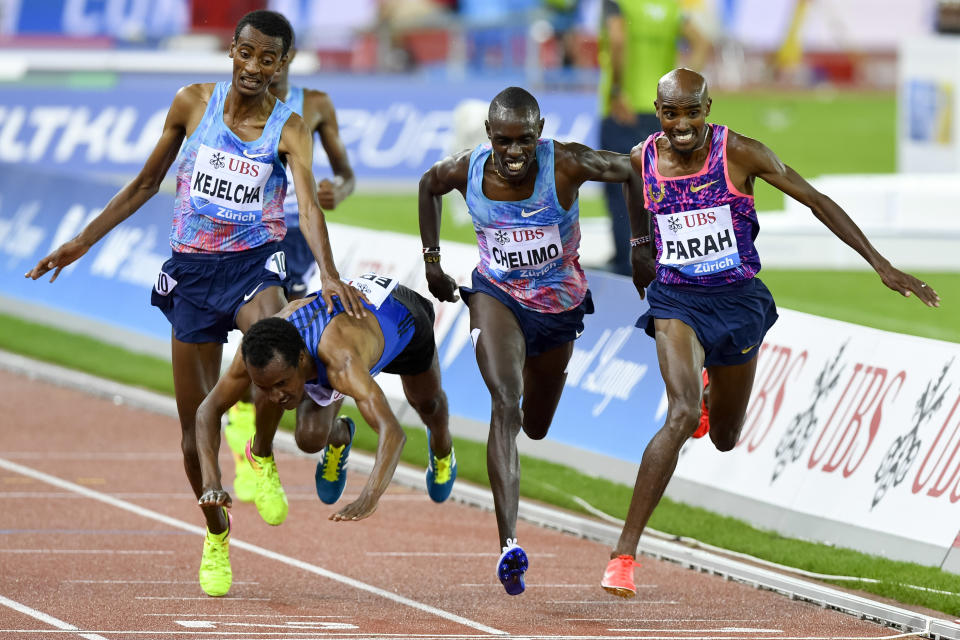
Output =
[
  {"x1": 223, "y1": 34, "x2": 358, "y2": 509},
  {"x1": 194, "y1": 274, "x2": 456, "y2": 584},
  {"x1": 419, "y1": 86, "x2": 645, "y2": 596},
  {"x1": 26, "y1": 10, "x2": 364, "y2": 599},
  {"x1": 601, "y1": 68, "x2": 941, "y2": 598}
]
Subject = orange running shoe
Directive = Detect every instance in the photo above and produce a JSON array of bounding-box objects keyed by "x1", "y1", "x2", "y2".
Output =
[
  {"x1": 601, "y1": 554, "x2": 641, "y2": 598},
  {"x1": 692, "y1": 369, "x2": 710, "y2": 439}
]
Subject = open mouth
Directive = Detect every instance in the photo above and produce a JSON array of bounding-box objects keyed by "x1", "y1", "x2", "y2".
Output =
[
  {"x1": 504, "y1": 159, "x2": 524, "y2": 173},
  {"x1": 239, "y1": 76, "x2": 261, "y2": 90},
  {"x1": 672, "y1": 130, "x2": 696, "y2": 145}
]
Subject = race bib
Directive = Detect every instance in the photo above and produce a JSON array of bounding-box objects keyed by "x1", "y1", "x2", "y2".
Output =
[
  {"x1": 348, "y1": 272, "x2": 398, "y2": 309},
  {"x1": 190, "y1": 144, "x2": 274, "y2": 224},
  {"x1": 656, "y1": 204, "x2": 741, "y2": 276},
  {"x1": 481, "y1": 224, "x2": 562, "y2": 277},
  {"x1": 154, "y1": 270, "x2": 177, "y2": 296},
  {"x1": 264, "y1": 251, "x2": 287, "y2": 280}
]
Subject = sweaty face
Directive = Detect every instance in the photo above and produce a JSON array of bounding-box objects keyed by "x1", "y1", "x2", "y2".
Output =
[
  {"x1": 656, "y1": 94, "x2": 711, "y2": 155},
  {"x1": 486, "y1": 110, "x2": 543, "y2": 181},
  {"x1": 247, "y1": 353, "x2": 303, "y2": 410},
  {"x1": 229, "y1": 25, "x2": 286, "y2": 96}
]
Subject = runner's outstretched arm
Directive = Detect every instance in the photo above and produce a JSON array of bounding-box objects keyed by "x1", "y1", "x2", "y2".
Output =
[
  {"x1": 281, "y1": 114, "x2": 366, "y2": 317},
  {"x1": 26, "y1": 85, "x2": 197, "y2": 282},
  {"x1": 729, "y1": 132, "x2": 940, "y2": 307},
  {"x1": 196, "y1": 350, "x2": 255, "y2": 508}
]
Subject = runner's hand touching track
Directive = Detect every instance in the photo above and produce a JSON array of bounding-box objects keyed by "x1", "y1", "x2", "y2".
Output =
[
  {"x1": 329, "y1": 492, "x2": 378, "y2": 521},
  {"x1": 198, "y1": 488, "x2": 233, "y2": 509}
]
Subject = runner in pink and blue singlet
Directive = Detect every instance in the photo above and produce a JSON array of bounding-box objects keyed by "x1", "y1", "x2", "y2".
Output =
[{"x1": 635, "y1": 123, "x2": 777, "y2": 367}]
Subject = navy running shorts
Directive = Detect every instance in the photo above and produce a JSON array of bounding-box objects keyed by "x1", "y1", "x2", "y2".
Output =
[
  {"x1": 150, "y1": 242, "x2": 286, "y2": 344},
  {"x1": 460, "y1": 268, "x2": 594, "y2": 358},
  {"x1": 381, "y1": 285, "x2": 437, "y2": 377},
  {"x1": 278, "y1": 226, "x2": 316, "y2": 297},
  {"x1": 636, "y1": 278, "x2": 778, "y2": 367}
]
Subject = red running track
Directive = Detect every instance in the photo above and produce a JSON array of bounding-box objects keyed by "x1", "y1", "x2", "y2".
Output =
[{"x1": 0, "y1": 368, "x2": 925, "y2": 639}]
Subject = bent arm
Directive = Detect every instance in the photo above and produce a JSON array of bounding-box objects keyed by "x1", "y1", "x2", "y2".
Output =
[
  {"x1": 418, "y1": 151, "x2": 470, "y2": 302},
  {"x1": 557, "y1": 143, "x2": 633, "y2": 186},
  {"x1": 625, "y1": 149, "x2": 655, "y2": 296},
  {"x1": 282, "y1": 115, "x2": 365, "y2": 316},
  {"x1": 196, "y1": 350, "x2": 253, "y2": 504},
  {"x1": 325, "y1": 347, "x2": 406, "y2": 521},
  {"x1": 27, "y1": 86, "x2": 193, "y2": 281},
  {"x1": 314, "y1": 93, "x2": 355, "y2": 208}
]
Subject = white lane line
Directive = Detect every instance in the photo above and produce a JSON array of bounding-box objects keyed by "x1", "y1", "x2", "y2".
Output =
[
  {"x1": 0, "y1": 633, "x2": 926, "y2": 639},
  {"x1": 367, "y1": 552, "x2": 557, "y2": 557},
  {"x1": 143, "y1": 614, "x2": 350, "y2": 617},
  {"x1": 0, "y1": 456, "x2": 506, "y2": 636},
  {"x1": 4, "y1": 452, "x2": 181, "y2": 460},
  {"x1": 0, "y1": 594, "x2": 109, "y2": 640}
]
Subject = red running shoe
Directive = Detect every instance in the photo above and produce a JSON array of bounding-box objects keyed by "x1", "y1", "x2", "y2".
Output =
[
  {"x1": 693, "y1": 369, "x2": 710, "y2": 439},
  {"x1": 601, "y1": 554, "x2": 641, "y2": 598}
]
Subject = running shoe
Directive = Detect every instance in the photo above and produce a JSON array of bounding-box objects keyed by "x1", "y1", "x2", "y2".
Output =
[
  {"x1": 692, "y1": 369, "x2": 710, "y2": 439},
  {"x1": 601, "y1": 554, "x2": 641, "y2": 598},
  {"x1": 315, "y1": 416, "x2": 355, "y2": 504},
  {"x1": 496, "y1": 538, "x2": 528, "y2": 596},
  {"x1": 225, "y1": 402, "x2": 257, "y2": 502},
  {"x1": 198, "y1": 508, "x2": 232, "y2": 597},
  {"x1": 425, "y1": 436, "x2": 457, "y2": 503},
  {"x1": 245, "y1": 440, "x2": 288, "y2": 525}
]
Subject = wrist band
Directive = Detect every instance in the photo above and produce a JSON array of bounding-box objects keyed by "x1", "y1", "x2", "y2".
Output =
[
  {"x1": 422, "y1": 246, "x2": 440, "y2": 254},
  {"x1": 630, "y1": 235, "x2": 651, "y2": 247},
  {"x1": 423, "y1": 253, "x2": 441, "y2": 263}
]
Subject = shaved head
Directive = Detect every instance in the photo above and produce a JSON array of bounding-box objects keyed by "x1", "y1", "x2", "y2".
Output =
[
  {"x1": 657, "y1": 68, "x2": 709, "y2": 104},
  {"x1": 488, "y1": 86, "x2": 540, "y2": 123}
]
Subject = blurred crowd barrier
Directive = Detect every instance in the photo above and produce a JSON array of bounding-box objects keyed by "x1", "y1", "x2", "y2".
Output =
[{"x1": 0, "y1": 0, "x2": 946, "y2": 90}]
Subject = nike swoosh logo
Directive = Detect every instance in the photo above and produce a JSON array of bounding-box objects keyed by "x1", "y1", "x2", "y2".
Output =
[
  {"x1": 520, "y1": 206, "x2": 548, "y2": 218},
  {"x1": 243, "y1": 283, "x2": 263, "y2": 302},
  {"x1": 741, "y1": 343, "x2": 757, "y2": 354},
  {"x1": 242, "y1": 149, "x2": 270, "y2": 159},
  {"x1": 690, "y1": 180, "x2": 718, "y2": 193}
]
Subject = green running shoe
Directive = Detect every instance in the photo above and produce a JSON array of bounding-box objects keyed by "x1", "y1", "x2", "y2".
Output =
[
  {"x1": 198, "y1": 509, "x2": 232, "y2": 597},
  {"x1": 245, "y1": 440, "x2": 288, "y2": 526}
]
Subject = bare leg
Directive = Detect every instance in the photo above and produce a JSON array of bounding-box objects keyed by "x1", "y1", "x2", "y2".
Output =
[
  {"x1": 171, "y1": 333, "x2": 225, "y2": 533},
  {"x1": 520, "y1": 341, "x2": 574, "y2": 440},
  {"x1": 400, "y1": 351, "x2": 451, "y2": 457},
  {"x1": 294, "y1": 396, "x2": 344, "y2": 454},
  {"x1": 468, "y1": 293, "x2": 525, "y2": 549}
]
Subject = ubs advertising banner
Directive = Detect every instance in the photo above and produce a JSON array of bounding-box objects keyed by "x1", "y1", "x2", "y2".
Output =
[{"x1": 0, "y1": 74, "x2": 597, "y2": 183}]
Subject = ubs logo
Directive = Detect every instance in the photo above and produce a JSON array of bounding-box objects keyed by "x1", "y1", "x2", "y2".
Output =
[
  {"x1": 667, "y1": 216, "x2": 683, "y2": 232},
  {"x1": 209, "y1": 152, "x2": 225, "y2": 169},
  {"x1": 494, "y1": 229, "x2": 510, "y2": 245}
]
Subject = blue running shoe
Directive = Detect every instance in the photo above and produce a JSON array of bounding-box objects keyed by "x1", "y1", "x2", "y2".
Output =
[
  {"x1": 497, "y1": 538, "x2": 528, "y2": 596},
  {"x1": 315, "y1": 416, "x2": 355, "y2": 504},
  {"x1": 425, "y1": 438, "x2": 457, "y2": 503}
]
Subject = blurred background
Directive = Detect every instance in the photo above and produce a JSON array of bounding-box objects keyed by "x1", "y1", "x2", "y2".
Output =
[{"x1": 0, "y1": 0, "x2": 956, "y2": 338}]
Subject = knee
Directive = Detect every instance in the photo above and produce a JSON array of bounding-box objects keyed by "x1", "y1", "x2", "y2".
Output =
[
  {"x1": 709, "y1": 419, "x2": 744, "y2": 452},
  {"x1": 489, "y1": 384, "x2": 521, "y2": 417},
  {"x1": 665, "y1": 401, "x2": 701, "y2": 438},
  {"x1": 408, "y1": 391, "x2": 446, "y2": 420},
  {"x1": 521, "y1": 418, "x2": 549, "y2": 440},
  {"x1": 295, "y1": 423, "x2": 326, "y2": 454}
]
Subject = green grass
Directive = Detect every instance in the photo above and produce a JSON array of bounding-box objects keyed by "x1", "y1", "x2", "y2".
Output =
[{"x1": 3, "y1": 309, "x2": 960, "y2": 616}]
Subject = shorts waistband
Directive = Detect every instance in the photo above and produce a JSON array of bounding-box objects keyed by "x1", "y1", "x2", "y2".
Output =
[
  {"x1": 657, "y1": 277, "x2": 758, "y2": 296},
  {"x1": 170, "y1": 242, "x2": 280, "y2": 263}
]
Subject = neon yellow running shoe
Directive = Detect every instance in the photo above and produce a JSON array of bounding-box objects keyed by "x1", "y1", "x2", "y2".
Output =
[
  {"x1": 198, "y1": 509, "x2": 232, "y2": 597},
  {"x1": 232, "y1": 450, "x2": 256, "y2": 503},
  {"x1": 245, "y1": 440, "x2": 288, "y2": 526},
  {"x1": 225, "y1": 402, "x2": 256, "y2": 454}
]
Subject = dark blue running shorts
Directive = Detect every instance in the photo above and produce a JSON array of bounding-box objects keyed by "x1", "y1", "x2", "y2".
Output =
[
  {"x1": 150, "y1": 242, "x2": 286, "y2": 344},
  {"x1": 278, "y1": 226, "x2": 316, "y2": 297},
  {"x1": 637, "y1": 278, "x2": 778, "y2": 367},
  {"x1": 459, "y1": 268, "x2": 594, "y2": 358}
]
